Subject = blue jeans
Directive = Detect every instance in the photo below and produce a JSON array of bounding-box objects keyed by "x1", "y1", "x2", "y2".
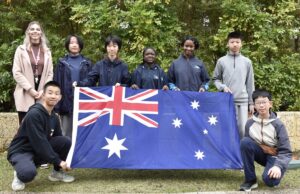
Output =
[{"x1": 240, "y1": 137, "x2": 285, "y2": 187}]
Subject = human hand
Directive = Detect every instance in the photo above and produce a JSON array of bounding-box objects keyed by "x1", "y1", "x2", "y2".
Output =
[
  {"x1": 131, "y1": 84, "x2": 139, "y2": 90},
  {"x1": 259, "y1": 144, "x2": 277, "y2": 156},
  {"x1": 72, "y1": 81, "x2": 77, "y2": 88},
  {"x1": 249, "y1": 104, "x2": 255, "y2": 115},
  {"x1": 29, "y1": 88, "x2": 39, "y2": 98},
  {"x1": 268, "y1": 166, "x2": 281, "y2": 179},
  {"x1": 35, "y1": 90, "x2": 43, "y2": 99},
  {"x1": 115, "y1": 83, "x2": 121, "y2": 87},
  {"x1": 60, "y1": 161, "x2": 72, "y2": 171},
  {"x1": 223, "y1": 87, "x2": 232, "y2": 93},
  {"x1": 199, "y1": 87, "x2": 205, "y2": 92},
  {"x1": 162, "y1": 85, "x2": 169, "y2": 90}
]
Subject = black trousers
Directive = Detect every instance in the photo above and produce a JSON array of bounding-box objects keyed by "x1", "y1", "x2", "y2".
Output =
[{"x1": 9, "y1": 136, "x2": 71, "y2": 183}]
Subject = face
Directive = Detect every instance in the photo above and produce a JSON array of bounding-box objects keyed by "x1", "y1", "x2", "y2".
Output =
[
  {"x1": 106, "y1": 41, "x2": 119, "y2": 57},
  {"x1": 42, "y1": 86, "x2": 62, "y2": 107},
  {"x1": 254, "y1": 97, "x2": 272, "y2": 118},
  {"x1": 68, "y1": 36, "x2": 80, "y2": 55},
  {"x1": 227, "y1": 38, "x2": 242, "y2": 53},
  {"x1": 183, "y1": 40, "x2": 195, "y2": 57},
  {"x1": 28, "y1": 23, "x2": 42, "y2": 43},
  {"x1": 143, "y1": 49, "x2": 156, "y2": 64}
]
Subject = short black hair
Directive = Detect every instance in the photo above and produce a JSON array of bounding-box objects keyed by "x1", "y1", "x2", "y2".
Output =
[
  {"x1": 43, "y1": 81, "x2": 61, "y2": 92},
  {"x1": 227, "y1": 31, "x2": 243, "y2": 41},
  {"x1": 181, "y1": 35, "x2": 200, "y2": 50},
  {"x1": 65, "y1": 34, "x2": 84, "y2": 52},
  {"x1": 142, "y1": 47, "x2": 156, "y2": 56},
  {"x1": 105, "y1": 35, "x2": 122, "y2": 50},
  {"x1": 252, "y1": 89, "x2": 272, "y2": 102}
]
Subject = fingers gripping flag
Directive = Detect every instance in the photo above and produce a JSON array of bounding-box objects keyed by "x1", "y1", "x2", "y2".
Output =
[{"x1": 66, "y1": 86, "x2": 242, "y2": 169}]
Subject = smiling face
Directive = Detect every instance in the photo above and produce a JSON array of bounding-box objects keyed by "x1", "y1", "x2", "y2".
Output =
[
  {"x1": 254, "y1": 96, "x2": 272, "y2": 119},
  {"x1": 42, "y1": 86, "x2": 61, "y2": 109},
  {"x1": 68, "y1": 36, "x2": 80, "y2": 55},
  {"x1": 143, "y1": 48, "x2": 156, "y2": 65},
  {"x1": 28, "y1": 23, "x2": 42, "y2": 44},
  {"x1": 183, "y1": 40, "x2": 195, "y2": 58}
]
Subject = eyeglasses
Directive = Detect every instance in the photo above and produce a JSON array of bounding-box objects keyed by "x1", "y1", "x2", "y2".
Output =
[{"x1": 255, "y1": 101, "x2": 269, "y2": 105}]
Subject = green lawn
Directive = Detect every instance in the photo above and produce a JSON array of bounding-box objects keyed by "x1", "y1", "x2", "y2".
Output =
[{"x1": 1, "y1": 152, "x2": 300, "y2": 193}]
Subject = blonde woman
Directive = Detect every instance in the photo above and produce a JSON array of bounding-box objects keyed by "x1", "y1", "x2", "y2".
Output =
[{"x1": 13, "y1": 21, "x2": 53, "y2": 124}]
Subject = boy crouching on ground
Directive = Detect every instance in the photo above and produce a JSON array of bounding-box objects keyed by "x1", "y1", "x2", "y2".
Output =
[
  {"x1": 239, "y1": 89, "x2": 292, "y2": 191},
  {"x1": 7, "y1": 81, "x2": 74, "y2": 191}
]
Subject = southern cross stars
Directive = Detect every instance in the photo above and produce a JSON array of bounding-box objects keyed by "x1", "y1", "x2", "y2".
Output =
[
  {"x1": 194, "y1": 150, "x2": 205, "y2": 160},
  {"x1": 190, "y1": 100, "x2": 200, "y2": 110},
  {"x1": 208, "y1": 115, "x2": 218, "y2": 125},
  {"x1": 172, "y1": 117, "x2": 183, "y2": 128},
  {"x1": 102, "y1": 133, "x2": 128, "y2": 158}
]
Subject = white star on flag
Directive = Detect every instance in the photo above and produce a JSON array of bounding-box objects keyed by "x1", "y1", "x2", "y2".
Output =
[
  {"x1": 208, "y1": 115, "x2": 218, "y2": 125},
  {"x1": 172, "y1": 117, "x2": 183, "y2": 128},
  {"x1": 190, "y1": 100, "x2": 200, "y2": 110},
  {"x1": 203, "y1": 129, "x2": 208, "y2": 134},
  {"x1": 102, "y1": 133, "x2": 128, "y2": 158},
  {"x1": 194, "y1": 150, "x2": 205, "y2": 160}
]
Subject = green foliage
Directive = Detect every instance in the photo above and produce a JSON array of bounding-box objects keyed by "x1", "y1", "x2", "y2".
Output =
[
  {"x1": 210, "y1": 0, "x2": 300, "y2": 110},
  {"x1": 70, "y1": 0, "x2": 182, "y2": 70},
  {"x1": 0, "y1": 0, "x2": 299, "y2": 111}
]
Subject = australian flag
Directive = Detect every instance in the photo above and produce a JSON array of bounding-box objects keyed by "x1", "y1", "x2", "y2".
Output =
[{"x1": 66, "y1": 86, "x2": 242, "y2": 169}]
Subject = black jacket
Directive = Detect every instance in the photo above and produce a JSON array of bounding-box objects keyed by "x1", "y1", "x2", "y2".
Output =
[
  {"x1": 79, "y1": 58, "x2": 131, "y2": 87},
  {"x1": 132, "y1": 63, "x2": 168, "y2": 89},
  {"x1": 54, "y1": 54, "x2": 93, "y2": 114},
  {"x1": 7, "y1": 103, "x2": 63, "y2": 166}
]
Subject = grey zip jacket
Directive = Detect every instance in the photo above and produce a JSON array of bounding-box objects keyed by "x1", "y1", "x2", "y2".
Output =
[{"x1": 213, "y1": 52, "x2": 254, "y2": 104}]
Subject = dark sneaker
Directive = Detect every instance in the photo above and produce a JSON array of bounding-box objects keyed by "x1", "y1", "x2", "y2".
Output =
[
  {"x1": 48, "y1": 170, "x2": 75, "y2": 183},
  {"x1": 240, "y1": 180, "x2": 258, "y2": 192}
]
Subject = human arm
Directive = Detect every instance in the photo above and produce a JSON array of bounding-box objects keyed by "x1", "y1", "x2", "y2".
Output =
[
  {"x1": 246, "y1": 60, "x2": 255, "y2": 113},
  {"x1": 167, "y1": 63, "x2": 179, "y2": 91},
  {"x1": 12, "y1": 46, "x2": 35, "y2": 92},
  {"x1": 26, "y1": 111, "x2": 62, "y2": 166},
  {"x1": 121, "y1": 64, "x2": 131, "y2": 87},
  {"x1": 212, "y1": 60, "x2": 230, "y2": 92},
  {"x1": 131, "y1": 68, "x2": 142, "y2": 89},
  {"x1": 78, "y1": 63, "x2": 99, "y2": 86},
  {"x1": 199, "y1": 63, "x2": 210, "y2": 92}
]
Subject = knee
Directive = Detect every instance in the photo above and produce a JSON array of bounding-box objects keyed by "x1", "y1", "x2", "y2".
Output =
[
  {"x1": 262, "y1": 174, "x2": 281, "y2": 187},
  {"x1": 240, "y1": 137, "x2": 253, "y2": 150},
  {"x1": 18, "y1": 168, "x2": 37, "y2": 183}
]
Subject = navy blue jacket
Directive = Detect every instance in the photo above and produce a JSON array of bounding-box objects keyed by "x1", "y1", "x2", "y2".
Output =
[
  {"x1": 167, "y1": 54, "x2": 210, "y2": 91},
  {"x1": 132, "y1": 63, "x2": 168, "y2": 89},
  {"x1": 54, "y1": 54, "x2": 92, "y2": 114},
  {"x1": 79, "y1": 58, "x2": 131, "y2": 87}
]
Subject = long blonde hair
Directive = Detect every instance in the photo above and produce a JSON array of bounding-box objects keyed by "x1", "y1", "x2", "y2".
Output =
[{"x1": 23, "y1": 21, "x2": 49, "y2": 51}]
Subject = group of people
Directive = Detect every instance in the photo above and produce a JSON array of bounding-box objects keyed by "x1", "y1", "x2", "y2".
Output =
[{"x1": 7, "y1": 21, "x2": 292, "y2": 192}]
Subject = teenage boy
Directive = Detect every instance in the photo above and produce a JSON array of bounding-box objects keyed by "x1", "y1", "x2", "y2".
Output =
[
  {"x1": 213, "y1": 31, "x2": 254, "y2": 138},
  {"x1": 7, "y1": 81, "x2": 75, "y2": 191},
  {"x1": 239, "y1": 89, "x2": 292, "y2": 191}
]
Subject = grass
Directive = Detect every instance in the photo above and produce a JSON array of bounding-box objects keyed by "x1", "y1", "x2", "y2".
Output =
[{"x1": 1, "y1": 152, "x2": 300, "y2": 193}]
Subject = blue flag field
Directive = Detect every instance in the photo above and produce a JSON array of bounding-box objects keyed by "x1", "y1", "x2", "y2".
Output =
[{"x1": 66, "y1": 86, "x2": 242, "y2": 169}]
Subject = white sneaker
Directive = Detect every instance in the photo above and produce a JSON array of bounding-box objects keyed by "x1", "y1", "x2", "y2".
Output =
[
  {"x1": 48, "y1": 170, "x2": 75, "y2": 183},
  {"x1": 11, "y1": 171, "x2": 25, "y2": 191}
]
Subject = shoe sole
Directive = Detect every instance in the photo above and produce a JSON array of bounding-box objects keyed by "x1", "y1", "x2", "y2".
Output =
[
  {"x1": 240, "y1": 183, "x2": 258, "y2": 192},
  {"x1": 48, "y1": 176, "x2": 74, "y2": 183},
  {"x1": 12, "y1": 183, "x2": 25, "y2": 191}
]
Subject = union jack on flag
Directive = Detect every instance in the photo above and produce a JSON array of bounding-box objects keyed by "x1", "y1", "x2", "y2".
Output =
[{"x1": 77, "y1": 86, "x2": 159, "y2": 127}]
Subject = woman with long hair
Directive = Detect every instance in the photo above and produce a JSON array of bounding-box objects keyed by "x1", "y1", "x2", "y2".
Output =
[{"x1": 13, "y1": 21, "x2": 53, "y2": 124}]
